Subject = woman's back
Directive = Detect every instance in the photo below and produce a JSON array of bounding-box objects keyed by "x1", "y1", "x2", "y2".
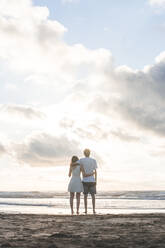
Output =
[
  {"x1": 72, "y1": 165, "x2": 81, "y2": 177},
  {"x1": 68, "y1": 163, "x2": 83, "y2": 193}
]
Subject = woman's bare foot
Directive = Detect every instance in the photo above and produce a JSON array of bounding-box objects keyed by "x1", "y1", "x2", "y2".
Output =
[
  {"x1": 71, "y1": 211, "x2": 74, "y2": 215},
  {"x1": 76, "y1": 211, "x2": 79, "y2": 215}
]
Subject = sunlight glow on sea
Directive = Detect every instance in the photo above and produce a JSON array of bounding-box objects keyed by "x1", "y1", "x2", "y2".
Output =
[{"x1": 0, "y1": 191, "x2": 165, "y2": 215}]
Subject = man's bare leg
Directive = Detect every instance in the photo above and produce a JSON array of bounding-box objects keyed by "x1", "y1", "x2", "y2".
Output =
[
  {"x1": 84, "y1": 194, "x2": 88, "y2": 214},
  {"x1": 91, "y1": 193, "x2": 96, "y2": 214}
]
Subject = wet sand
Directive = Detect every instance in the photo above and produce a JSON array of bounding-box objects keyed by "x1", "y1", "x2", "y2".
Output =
[{"x1": 0, "y1": 213, "x2": 165, "y2": 247}]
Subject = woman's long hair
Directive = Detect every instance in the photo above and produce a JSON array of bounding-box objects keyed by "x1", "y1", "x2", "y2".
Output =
[{"x1": 71, "y1": 156, "x2": 79, "y2": 163}]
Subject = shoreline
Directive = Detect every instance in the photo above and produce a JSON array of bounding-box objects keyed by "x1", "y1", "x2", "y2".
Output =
[{"x1": 0, "y1": 213, "x2": 165, "y2": 247}]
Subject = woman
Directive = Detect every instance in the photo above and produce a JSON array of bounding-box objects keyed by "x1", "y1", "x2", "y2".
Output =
[{"x1": 68, "y1": 156, "x2": 94, "y2": 215}]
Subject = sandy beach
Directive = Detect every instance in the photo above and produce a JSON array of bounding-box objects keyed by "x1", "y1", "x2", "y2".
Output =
[{"x1": 0, "y1": 213, "x2": 165, "y2": 247}]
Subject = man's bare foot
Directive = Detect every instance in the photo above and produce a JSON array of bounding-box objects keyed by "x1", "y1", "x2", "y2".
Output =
[
  {"x1": 93, "y1": 210, "x2": 96, "y2": 215},
  {"x1": 77, "y1": 211, "x2": 79, "y2": 215},
  {"x1": 71, "y1": 211, "x2": 74, "y2": 215}
]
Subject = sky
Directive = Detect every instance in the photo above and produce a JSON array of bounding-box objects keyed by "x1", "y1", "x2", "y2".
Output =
[{"x1": 0, "y1": 0, "x2": 165, "y2": 191}]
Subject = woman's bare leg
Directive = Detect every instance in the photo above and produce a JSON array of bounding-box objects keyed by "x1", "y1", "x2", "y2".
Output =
[
  {"x1": 70, "y1": 192, "x2": 74, "y2": 215},
  {"x1": 76, "y1": 193, "x2": 80, "y2": 214}
]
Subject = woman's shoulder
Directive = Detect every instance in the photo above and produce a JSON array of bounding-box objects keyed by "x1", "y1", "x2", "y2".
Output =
[{"x1": 72, "y1": 162, "x2": 80, "y2": 169}]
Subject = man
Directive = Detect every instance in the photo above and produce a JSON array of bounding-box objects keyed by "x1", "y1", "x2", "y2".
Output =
[{"x1": 79, "y1": 149, "x2": 98, "y2": 214}]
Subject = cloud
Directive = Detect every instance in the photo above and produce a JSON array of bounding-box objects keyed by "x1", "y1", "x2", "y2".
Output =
[
  {"x1": 113, "y1": 56, "x2": 165, "y2": 136},
  {"x1": 62, "y1": 0, "x2": 80, "y2": 4},
  {"x1": 0, "y1": 104, "x2": 45, "y2": 120},
  {"x1": 0, "y1": 0, "x2": 165, "y2": 170},
  {"x1": 0, "y1": 0, "x2": 67, "y2": 75},
  {"x1": 0, "y1": 0, "x2": 32, "y2": 18},
  {"x1": 0, "y1": 0, "x2": 113, "y2": 105},
  {"x1": 83, "y1": 51, "x2": 165, "y2": 138},
  {"x1": 113, "y1": 101, "x2": 165, "y2": 136},
  {"x1": 0, "y1": 143, "x2": 6, "y2": 156},
  {"x1": 111, "y1": 129, "x2": 140, "y2": 143},
  {"x1": 12, "y1": 132, "x2": 82, "y2": 167},
  {"x1": 1, "y1": 0, "x2": 165, "y2": 191},
  {"x1": 149, "y1": 0, "x2": 165, "y2": 7},
  {"x1": 0, "y1": 0, "x2": 112, "y2": 87},
  {"x1": 60, "y1": 117, "x2": 110, "y2": 141},
  {"x1": 2, "y1": 0, "x2": 164, "y2": 142}
]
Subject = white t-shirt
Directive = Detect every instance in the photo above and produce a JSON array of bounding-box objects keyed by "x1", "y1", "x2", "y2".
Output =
[{"x1": 79, "y1": 157, "x2": 97, "y2": 182}]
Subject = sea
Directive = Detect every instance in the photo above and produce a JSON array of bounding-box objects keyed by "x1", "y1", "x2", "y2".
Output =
[{"x1": 0, "y1": 191, "x2": 165, "y2": 215}]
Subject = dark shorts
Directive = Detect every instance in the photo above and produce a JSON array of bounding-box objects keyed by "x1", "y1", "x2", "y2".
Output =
[{"x1": 82, "y1": 182, "x2": 96, "y2": 195}]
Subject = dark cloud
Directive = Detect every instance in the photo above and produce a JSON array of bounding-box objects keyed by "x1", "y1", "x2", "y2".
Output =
[
  {"x1": 89, "y1": 57, "x2": 165, "y2": 137},
  {"x1": 0, "y1": 104, "x2": 45, "y2": 120},
  {"x1": 12, "y1": 133, "x2": 81, "y2": 167},
  {"x1": 115, "y1": 101, "x2": 165, "y2": 136},
  {"x1": 91, "y1": 95, "x2": 165, "y2": 137},
  {"x1": 148, "y1": 61, "x2": 165, "y2": 99}
]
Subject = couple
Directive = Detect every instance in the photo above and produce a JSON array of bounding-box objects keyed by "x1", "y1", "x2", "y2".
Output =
[{"x1": 68, "y1": 148, "x2": 98, "y2": 215}]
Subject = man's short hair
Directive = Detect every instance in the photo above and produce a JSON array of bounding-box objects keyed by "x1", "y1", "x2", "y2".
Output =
[{"x1": 84, "y1": 148, "x2": 90, "y2": 157}]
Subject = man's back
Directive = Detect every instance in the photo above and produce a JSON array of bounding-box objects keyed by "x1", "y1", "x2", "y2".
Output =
[{"x1": 79, "y1": 157, "x2": 97, "y2": 182}]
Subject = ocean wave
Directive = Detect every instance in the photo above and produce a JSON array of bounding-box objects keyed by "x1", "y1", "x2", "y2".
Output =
[
  {"x1": 0, "y1": 201, "x2": 55, "y2": 207},
  {"x1": 1, "y1": 191, "x2": 165, "y2": 200}
]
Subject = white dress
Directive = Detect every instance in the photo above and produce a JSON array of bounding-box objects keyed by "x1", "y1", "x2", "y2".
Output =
[{"x1": 68, "y1": 165, "x2": 84, "y2": 193}]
